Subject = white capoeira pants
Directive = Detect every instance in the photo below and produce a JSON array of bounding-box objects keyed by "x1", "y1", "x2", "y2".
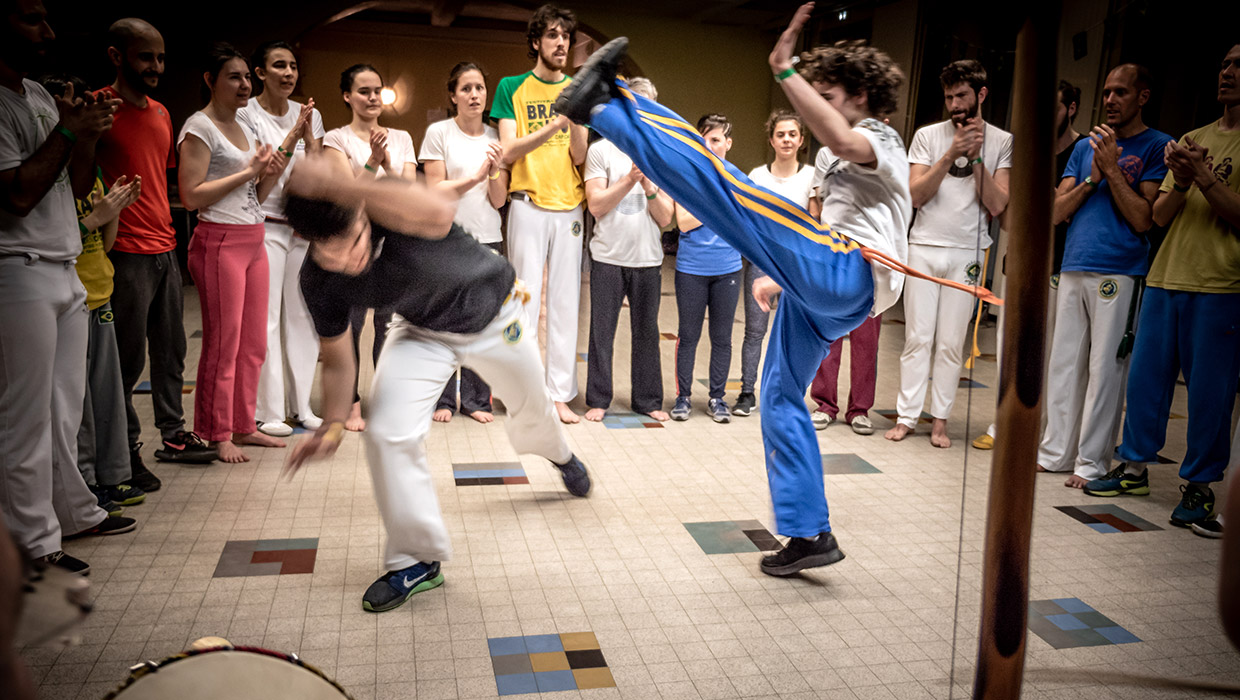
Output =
[
  {"x1": 256, "y1": 222, "x2": 319, "y2": 425},
  {"x1": 506, "y1": 196, "x2": 583, "y2": 403},
  {"x1": 985, "y1": 274, "x2": 1060, "y2": 439},
  {"x1": 0, "y1": 257, "x2": 105, "y2": 558},
  {"x1": 364, "y1": 294, "x2": 574, "y2": 571},
  {"x1": 1037, "y1": 271, "x2": 1137, "y2": 479},
  {"x1": 896, "y1": 244, "x2": 983, "y2": 428}
]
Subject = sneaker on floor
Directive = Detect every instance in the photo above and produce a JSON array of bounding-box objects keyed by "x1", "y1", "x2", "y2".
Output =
[
  {"x1": 124, "y1": 444, "x2": 162, "y2": 492},
  {"x1": 1083, "y1": 464, "x2": 1150, "y2": 497},
  {"x1": 64, "y1": 515, "x2": 137, "y2": 540},
  {"x1": 1190, "y1": 517, "x2": 1223, "y2": 539},
  {"x1": 708, "y1": 398, "x2": 731, "y2": 424},
  {"x1": 552, "y1": 37, "x2": 627, "y2": 124},
  {"x1": 850, "y1": 415, "x2": 874, "y2": 435},
  {"x1": 40, "y1": 550, "x2": 90, "y2": 576},
  {"x1": 811, "y1": 411, "x2": 833, "y2": 431},
  {"x1": 670, "y1": 396, "x2": 691, "y2": 421},
  {"x1": 90, "y1": 487, "x2": 123, "y2": 517},
  {"x1": 1170, "y1": 483, "x2": 1215, "y2": 528},
  {"x1": 96, "y1": 483, "x2": 145, "y2": 507},
  {"x1": 972, "y1": 434, "x2": 994, "y2": 450},
  {"x1": 155, "y1": 431, "x2": 218, "y2": 464},
  {"x1": 300, "y1": 415, "x2": 323, "y2": 431},
  {"x1": 760, "y1": 532, "x2": 845, "y2": 577},
  {"x1": 733, "y1": 392, "x2": 756, "y2": 417},
  {"x1": 554, "y1": 454, "x2": 592, "y2": 497},
  {"x1": 362, "y1": 561, "x2": 443, "y2": 613},
  {"x1": 257, "y1": 421, "x2": 294, "y2": 438}
]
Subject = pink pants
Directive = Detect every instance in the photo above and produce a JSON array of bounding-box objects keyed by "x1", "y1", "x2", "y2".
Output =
[
  {"x1": 810, "y1": 313, "x2": 881, "y2": 421},
  {"x1": 188, "y1": 221, "x2": 268, "y2": 442}
]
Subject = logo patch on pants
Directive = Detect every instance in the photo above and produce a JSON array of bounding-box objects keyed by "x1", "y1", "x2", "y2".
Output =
[
  {"x1": 1098, "y1": 279, "x2": 1118, "y2": 299},
  {"x1": 571, "y1": 221, "x2": 582, "y2": 237},
  {"x1": 965, "y1": 261, "x2": 981, "y2": 285},
  {"x1": 99, "y1": 309, "x2": 114, "y2": 324},
  {"x1": 1050, "y1": 273, "x2": 1059, "y2": 290},
  {"x1": 503, "y1": 320, "x2": 523, "y2": 344}
]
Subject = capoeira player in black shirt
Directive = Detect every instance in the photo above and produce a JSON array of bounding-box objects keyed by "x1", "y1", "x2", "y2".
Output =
[{"x1": 282, "y1": 155, "x2": 591, "y2": 612}]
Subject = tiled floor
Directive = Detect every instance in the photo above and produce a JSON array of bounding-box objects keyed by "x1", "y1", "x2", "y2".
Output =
[{"x1": 20, "y1": 262, "x2": 1238, "y2": 699}]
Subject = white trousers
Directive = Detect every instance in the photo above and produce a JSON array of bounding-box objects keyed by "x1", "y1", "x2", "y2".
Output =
[
  {"x1": 985, "y1": 275, "x2": 1059, "y2": 439},
  {"x1": 506, "y1": 197, "x2": 584, "y2": 403},
  {"x1": 1037, "y1": 271, "x2": 1137, "y2": 479},
  {"x1": 0, "y1": 257, "x2": 105, "y2": 557},
  {"x1": 255, "y1": 222, "x2": 319, "y2": 424},
  {"x1": 896, "y1": 244, "x2": 982, "y2": 428},
  {"x1": 364, "y1": 296, "x2": 574, "y2": 570}
]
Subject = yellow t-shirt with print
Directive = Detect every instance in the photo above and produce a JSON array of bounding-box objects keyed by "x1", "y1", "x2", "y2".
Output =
[
  {"x1": 1147, "y1": 121, "x2": 1240, "y2": 293},
  {"x1": 75, "y1": 172, "x2": 114, "y2": 310},
  {"x1": 492, "y1": 71, "x2": 583, "y2": 211}
]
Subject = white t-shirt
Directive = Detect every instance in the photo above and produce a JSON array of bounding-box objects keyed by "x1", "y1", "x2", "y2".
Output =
[
  {"x1": 0, "y1": 80, "x2": 79, "y2": 260},
  {"x1": 237, "y1": 97, "x2": 324, "y2": 220},
  {"x1": 419, "y1": 118, "x2": 502, "y2": 244},
  {"x1": 583, "y1": 139, "x2": 663, "y2": 268},
  {"x1": 815, "y1": 120, "x2": 914, "y2": 316},
  {"x1": 747, "y1": 163, "x2": 815, "y2": 208},
  {"x1": 907, "y1": 119, "x2": 1013, "y2": 248},
  {"x1": 323, "y1": 125, "x2": 417, "y2": 179},
  {"x1": 177, "y1": 111, "x2": 263, "y2": 225}
]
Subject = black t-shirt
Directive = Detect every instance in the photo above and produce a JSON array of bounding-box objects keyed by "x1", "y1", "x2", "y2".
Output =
[
  {"x1": 1053, "y1": 134, "x2": 1089, "y2": 275},
  {"x1": 301, "y1": 222, "x2": 515, "y2": 338}
]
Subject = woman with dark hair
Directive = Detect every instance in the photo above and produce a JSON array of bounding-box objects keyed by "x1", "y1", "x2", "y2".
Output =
[
  {"x1": 177, "y1": 42, "x2": 283, "y2": 463},
  {"x1": 323, "y1": 64, "x2": 418, "y2": 431},
  {"x1": 419, "y1": 62, "x2": 508, "y2": 424},
  {"x1": 668, "y1": 114, "x2": 742, "y2": 424},
  {"x1": 238, "y1": 40, "x2": 325, "y2": 438}
]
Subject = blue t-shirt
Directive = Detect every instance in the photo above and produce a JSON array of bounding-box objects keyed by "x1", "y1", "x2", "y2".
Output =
[
  {"x1": 676, "y1": 224, "x2": 741, "y2": 276},
  {"x1": 1060, "y1": 127, "x2": 1173, "y2": 276}
]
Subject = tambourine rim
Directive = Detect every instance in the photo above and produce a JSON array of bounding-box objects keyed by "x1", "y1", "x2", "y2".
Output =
[{"x1": 101, "y1": 645, "x2": 354, "y2": 700}]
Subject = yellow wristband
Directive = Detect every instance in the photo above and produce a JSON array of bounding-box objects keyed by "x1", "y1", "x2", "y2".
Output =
[
  {"x1": 488, "y1": 172, "x2": 501, "y2": 181},
  {"x1": 322, "y1": 421, "x2": 345, "y2": 444}
]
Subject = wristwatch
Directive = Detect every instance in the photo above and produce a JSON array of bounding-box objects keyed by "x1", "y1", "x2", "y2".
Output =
[
  {"x1": 954, "y1": 156, "x2": 968, "y2": 169},
  {"x1": 1084, "y1": 176, "x2": 1098, "y2": 189}
]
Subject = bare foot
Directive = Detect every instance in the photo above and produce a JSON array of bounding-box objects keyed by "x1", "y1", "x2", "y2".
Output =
[
  {"x1": 433, "y1": 409, "x2": 453, "y2": 423},
  {"x1": 215, "y1": 441, "x2": 250, "y2": 463},
  {"x1": 467, "y1": 410, "x2": 494, "y2": 424},
  {"x1": 555, "y1": 401, "x2": 580, "y2": 424},
  {"x1": 584, "y1": 408, "x2": 606, "y2": 422},
  {"x1": 929, "y1": 418, "x2": 951, "y2": 448},
  {"x1": 647, "y1": 410, "x2": 670, "y2": 422},
  {"x1": 1065, "y1": 475, "x2": 1089, "y2": 489},
  {"x1": 1036, "y1": 465, "x2": 1051, "y2": 472},
  {"x1": 346, "y1": 401, "x2": 365, "y2": 432},
  {"x1": 233, "y1": 431, "x2": 286, "y2": 448},
  {"x1": 884, "y1": 424, "x2": 912, "y2": 441}
]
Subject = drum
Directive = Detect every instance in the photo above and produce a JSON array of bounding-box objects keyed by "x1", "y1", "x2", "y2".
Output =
[{"x1": 104, "y1": 645, "x2": 353, "y2": 700}]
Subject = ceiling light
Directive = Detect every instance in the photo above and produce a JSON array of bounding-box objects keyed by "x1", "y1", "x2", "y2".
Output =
[{"x1": 381, "y1": 88, "x2": 396, "y2": 105}]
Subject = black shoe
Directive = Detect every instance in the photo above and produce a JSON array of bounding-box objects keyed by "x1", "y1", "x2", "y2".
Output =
[
  {"x1": 124, "y1": 443, "x2": 162, "y2": 491},
  {"x1": 40, "y1": 551, "x2": 90, "y2": 576},
  {"x1": 64, "y1": 515, "x2": 137, "y2": 540},
  {"x1": 760, "y1": 532, "x2": 845, "y2": 577},
  {"x1": 362, "y1": 561, "x2": 443, "y2": 613},
  {"x1": 88, "y1": 485, "x2": 125, "y2": 517},
  {"x1": 733, "y1": 392, "x2": 756, "y2": 417},
  {"x1": 553, "y1": 37, "x2": 628, "y2": 125},
  {"x1": 154, "y1": 431, "x2": 218, "y2": 464},
  {"x1": 554, "y1": 454, "x2": 592, "y2": 497}
]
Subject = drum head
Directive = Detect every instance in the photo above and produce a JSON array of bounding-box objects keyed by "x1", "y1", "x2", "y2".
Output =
[{"x1": 110, "y1": 649, "x2": 350, "y2": 700}]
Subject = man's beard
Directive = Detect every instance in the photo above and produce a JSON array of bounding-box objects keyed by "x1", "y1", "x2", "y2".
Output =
[
  {"x1": 1057, "y1": 115, "x2": 1070, "y2": 137},
  {"x1": 122, "y1": 62, "x2": 159, "y2": 94},
  {"x1": 950, "y1": 102, "x2": 978, "y2": 126},
  {"x1": 541, "y1": 49, "x2": 566, "y2": 70}
]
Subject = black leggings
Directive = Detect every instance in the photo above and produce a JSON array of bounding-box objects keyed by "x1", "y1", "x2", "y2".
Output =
[{"x1": 675, "y1": 269, "x2": 740, "y2": 400}]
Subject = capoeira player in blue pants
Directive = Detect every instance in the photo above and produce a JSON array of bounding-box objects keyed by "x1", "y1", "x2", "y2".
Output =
[{"x1": 557, "y1": 3, "x2": 995, "y2": 575}]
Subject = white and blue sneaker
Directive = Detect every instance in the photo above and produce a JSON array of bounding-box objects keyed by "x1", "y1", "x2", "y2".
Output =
[{"x1": 362, "y1": 561, "x2": 443, "y2": 612}]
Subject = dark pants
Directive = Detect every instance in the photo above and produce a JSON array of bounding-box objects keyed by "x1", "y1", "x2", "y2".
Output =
[
  {"x1": 675, "y1": 269, "x2": 740, "y2": 400},
  {"x1": 740, "y1": 258, "x2": 776, "y2": 395},
  {"x1": 435, "y1": 241, "x2": 503, "y2": 415},
  {"x1": 586, "y1": 259, "x2": 663, "y2": 414},
  {"x1": 811, "y1": 313, "x2": 881, "y2": 421},
  {"x1": 109, "y1": 250, "x2": 187, "y2": 445},
  {"x1": 349, "y1": 305, "x2": 392, "y2": 404}
]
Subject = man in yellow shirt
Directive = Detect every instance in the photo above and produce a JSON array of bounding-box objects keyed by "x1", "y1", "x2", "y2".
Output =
[
  {"x1": 1092, "y1": 44, "x2": 1240, "y2": 537},
  {"x1": 493, "y1": 3, "x2": 589, "y2": 424}
]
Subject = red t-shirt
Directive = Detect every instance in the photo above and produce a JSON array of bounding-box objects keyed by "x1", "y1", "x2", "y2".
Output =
[{"x1": 94, "y1": 86, "x2": 177, "y2": 254}]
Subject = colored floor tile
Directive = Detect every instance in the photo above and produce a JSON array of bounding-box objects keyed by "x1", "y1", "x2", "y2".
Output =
[
  {"x1": 601, "y1": 411, "x2": 664, "y2": 429},
  {"x1": 488, "y1": 632, "x2": 613, "y2": 695},
  {"x1": 134, "y1": 380, "x2": 195, "y2": 395},
  {"x1": 683, "y1": 520, "x2": 778, "y2": 554},
  {"x1": 875, "y1": 408, "x2": 935, "y2": 425},
  {"x1": 696, "y1": 378, "x2": 743, "y2": 392},
  {"x1": 1028, "y1": 598, "x2": 1141, "y2": 649},
  {"x1": 577, "y1": 352, "x2": 587, "y2": 362},
  {"x1": 453, "y1": 462, "x2": 529, "y2": 486},
  {"x1": 660, "y1": 332, "x2": 678, "y2": 340},
  {"x1": 189, "y1": 330, "x2": 202, "y2": 338},
  {"x1": 821, "y1": 453, "x2": 881, "y2": 475},
  {"x1": 1054, "y1": 504, "x2": 1163, "y2": 533},
  {"x1": 212, "y1": 538, "x2": 319, "y2": 578}
]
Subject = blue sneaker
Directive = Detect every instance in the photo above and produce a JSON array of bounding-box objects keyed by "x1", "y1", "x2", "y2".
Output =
[
  {"x1": 1170, "y1": 484, "x2": 1215, "y2": 528},
  {"x1": 1083, "y1": 464, "x2": 1150, "y2": 497},
  {"x1": 708, "y1": 398, "x2": 731, "y2": 424},
  {"x1": 362, "y1": 561, "x2": 443, "y2": 612},
  {"x1": 670, "y1": 396, "x2": 691, "y2": 421},
  {"x1": 554, "y1": 454, "x2": 591, "y2": 497}
]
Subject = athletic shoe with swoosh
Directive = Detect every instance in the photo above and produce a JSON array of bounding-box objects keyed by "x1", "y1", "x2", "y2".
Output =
[
  {"x1": 154, "y1": 430, "x2": 218, "y2": 464},
  {"x1": 362, "y1": 561, "x2": 443, "y2": 613},
  {"x1": 1083, "y1": 463, "x2": 1150, "y2": 497}
]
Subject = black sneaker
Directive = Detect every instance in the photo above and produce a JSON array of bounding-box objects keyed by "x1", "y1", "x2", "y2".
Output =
[
  {"x1": 64, "y1": 515, "x2": 137, "y2": 540},
  {"x1": 362, "y1": 561, "x2": 443, "y2": 613},
  {"x1": 88, "y1": 485, "x2": 124, "y2": 517},
  {"x1": 733, "y1": 392, "x2": 756, "y2": 417},
  {"x1": 554, "y1": 454, "x2": 592, "y2": 497},
  {"x1": 97, "y1": 483, "x2": 146, "y2": 507},
  {"x1": 155, "y1": 431, "x2": 218, "y2": 464},
  {"x1": 553, "y1": 37, "x2": 628, "y2": 125},
  {"x1": 760, "y1": 532, "x2": 846, "y2": 577},
  {"x1": 124, "y1": 444, "x2": 162, "y2": 492},
  {"x1": 40, "y1": 551, "x2": 90, "y2": 576},
  {"x1": 1170, "y1": 483, "x2": 1215, "y2": 528}
]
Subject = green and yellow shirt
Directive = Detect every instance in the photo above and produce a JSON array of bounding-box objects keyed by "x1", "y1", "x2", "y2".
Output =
[
  {"x1": 75, "y1": 169, "x2": 114, "y2": 310},
  {"x1": 492, "y1": 71, "x2": 584, "y2": 211}
]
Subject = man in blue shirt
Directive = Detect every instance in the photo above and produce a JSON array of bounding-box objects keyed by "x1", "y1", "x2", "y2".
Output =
[{"x1": 1037, "y1": 63, "x2": 1173, "y2": 489}]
